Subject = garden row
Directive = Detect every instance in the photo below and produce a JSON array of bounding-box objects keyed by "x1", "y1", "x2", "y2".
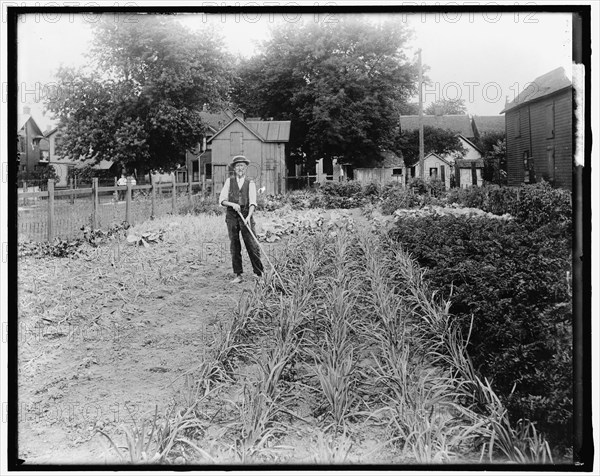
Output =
[{"x1": 193, "y1": 223, "x2": 557, "y2": 463}]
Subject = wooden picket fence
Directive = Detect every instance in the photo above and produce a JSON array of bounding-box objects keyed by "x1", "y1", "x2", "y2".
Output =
[{"x1": 18, "y1": 176, "x2": 205, "y2": 242}]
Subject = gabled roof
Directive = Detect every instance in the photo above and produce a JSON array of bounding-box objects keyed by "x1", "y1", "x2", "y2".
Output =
[
  {"x1": 400, "y1": 114, "x2": 475, "y2": 138},
  {"x1": 246, "y1": 121, "x2": 291, "y2": 142},
  {"x1": 18, "y1": 114, "x2": 44, "y2": 137},
  {"x1": 424, "y1": 152, "x2": 453, "y2": 166},
  {"x1": 455, "y1": 158, "x2": 484, "y2": 168},
  {"x1": 459, "y1": 135, "x2": 484, "y2": 154},
  {"x1": 358, "y1": 149, "x2": 405, "y2": 168},
  {"x1": 471, "y1": 116, "x2": 505, "y2": 136},
  {"x1": 500, "y1": 67, "x2": 571, "y2": 114},
  {"x1": 208, "y1": 116, "x2": 291, "y2": 143},
  {"x1": 44, "y1": 127, "x2": 59, "y2": 137},
  {"x1": 199, "y1": 110, "x2": 233, "y2": 134},
  {"x1": 209, "y1": 116, "x2": 265, "y2": 142}
]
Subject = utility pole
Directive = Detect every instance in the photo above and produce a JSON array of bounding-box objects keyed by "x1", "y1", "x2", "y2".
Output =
[{"x1": 418, "y1": 48, "x2": 424, "y2": 179}]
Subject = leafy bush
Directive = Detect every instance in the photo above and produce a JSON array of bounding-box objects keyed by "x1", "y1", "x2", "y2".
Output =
[
  {"x1": 380, "y1": 184, "x2": 421, "y2": 214},
  {"x1": 179, "y1": 199, "x2": 224, "y2": 216},
  {"x1": 320, "y1": 180, "x2": 363, "y2": 198},
  {"x1": 380, "y1": 181, "x2": 444, "y2": 215},
  {"x1": 445, "y1": 182, "x2": 572, "y2": 229},
  {"x1": 389, "y1": 214, "x2": 572, "y2": 449},
  {"x1": 257, "y1": 194, "x2": 285, "y2": 211}
]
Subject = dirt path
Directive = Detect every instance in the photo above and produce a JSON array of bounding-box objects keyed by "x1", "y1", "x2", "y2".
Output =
[{"x1": 17, "y1": 217, "x2": 265, "y2": 464}]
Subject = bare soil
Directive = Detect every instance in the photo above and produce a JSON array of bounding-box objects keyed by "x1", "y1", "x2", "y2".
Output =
[{"x1": 17, "y1": 218, "x2": 268, "y2": 464}]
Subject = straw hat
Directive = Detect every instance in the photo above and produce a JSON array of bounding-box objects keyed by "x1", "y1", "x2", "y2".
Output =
[{"x1": 230, "y1": 155, "x2": 250, "y2": 167}]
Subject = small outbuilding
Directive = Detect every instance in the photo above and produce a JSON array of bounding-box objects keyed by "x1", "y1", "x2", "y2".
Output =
[{"x1": 207, "y1": 113, "x2": 291, "y2": 196}]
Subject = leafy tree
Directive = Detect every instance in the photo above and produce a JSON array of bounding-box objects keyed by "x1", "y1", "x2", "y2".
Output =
[
  {"x1": 394, "y1": 126, "x2": 467, "y2": 167},
  {"x1": 424, "y1": 98, "x2": 467, "y2": 115},
  {"x1": 231, "y1": 17, "x2": 419, "y2": 167},
  {"x1": 46, "y1": 15, "x2": 232, "y2": 174},
  {"x1": 477, "y1": 130, "x2": 505, "y2": 155}
]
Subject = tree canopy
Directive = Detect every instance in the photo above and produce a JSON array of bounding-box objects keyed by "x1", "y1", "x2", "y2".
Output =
[
  {"x1": 231, "y1": 17, "x2": 419, "y2": 167},
  {"x1": 424, "y1": 98, "x2": 467, "y2": 115},
  {"x1": 46, "y1": 15, "x2": 232, "y2": 173},
  {"x1": 394, "y1": 126, "x2": 467, "y2": 167}
]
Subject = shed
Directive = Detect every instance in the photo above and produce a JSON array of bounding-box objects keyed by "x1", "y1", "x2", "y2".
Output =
[
  {"x1": 423, "y1": 153, "x2": 453, "y2": 189},
  {"x1": 353, "y1": 150, "x2": 409, "y2": 185},
  {"x1": 500, "y1": 67, "x2": 572, "y2": 189},
  {"x1": 208, "y1": 116, "x2": 291, "y2": 196}
]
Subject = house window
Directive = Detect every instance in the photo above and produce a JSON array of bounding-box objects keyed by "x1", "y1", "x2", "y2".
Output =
[
  {"x1": 429, "y1": 167, "x2": 438, "y2": 179},
  {"x1": 545, "y1": 103, "x2": 554, "y2": 139},
  {"x1": 440, "y1": 165, "x2": 446, "y2": 184},
  {"x1": 205, "y1": 163, "x2": 212, "y2": 179},
  {"x1": 392, "y1": 168, "x2": 403, "y2": 175},
  {"x1": 515, "y1": 110, "x2": 522, "y2": 138},
  {"x1": 230, "y1": 132, "x2": 243, "y2": 157}
]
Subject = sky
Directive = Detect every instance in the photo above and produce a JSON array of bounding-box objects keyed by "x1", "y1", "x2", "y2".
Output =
[{"x1": 15, "y1": 9, "x2": 572, "y2": 131}]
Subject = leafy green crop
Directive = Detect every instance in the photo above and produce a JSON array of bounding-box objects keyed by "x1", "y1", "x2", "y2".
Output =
[{"x1": 389, "y1": 214, "x2": 572, "y2": 450}]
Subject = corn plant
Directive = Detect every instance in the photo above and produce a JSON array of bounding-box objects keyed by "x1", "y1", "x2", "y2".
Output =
[
  {"x1": 226, "y1": 384, "x2": 283, "y2": 463},
  {"x1": 384, "y1": 238, "x2": 554, "y2": 463}
]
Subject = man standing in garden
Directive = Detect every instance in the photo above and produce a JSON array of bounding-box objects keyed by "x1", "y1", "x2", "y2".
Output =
[{"x1": 219, "y1": 155, "x2": 264, "y2": 283}]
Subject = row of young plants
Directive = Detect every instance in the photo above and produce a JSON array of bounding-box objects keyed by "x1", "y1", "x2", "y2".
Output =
[
  {"x1": 192, "y1": 224, "x2": 556, "y2": 463},
  {"x1": 92, "y1": 215, "x2": 559, "y2": 464}
]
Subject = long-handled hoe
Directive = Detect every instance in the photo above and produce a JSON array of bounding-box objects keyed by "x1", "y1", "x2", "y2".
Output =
[{"x1": 236, "y1": 209, "x2": 287, "y2": 292}]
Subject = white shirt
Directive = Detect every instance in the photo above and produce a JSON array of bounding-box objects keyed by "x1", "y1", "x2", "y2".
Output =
[{"x1": 219, "y1": 176, "x2": 257, "y2": 208}]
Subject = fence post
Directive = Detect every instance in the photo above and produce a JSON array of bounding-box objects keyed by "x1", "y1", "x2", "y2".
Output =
[
  {"x1": 70, "y1": 176, "x2": 75, "y2": 205},
  {"x1": 187, "y1": 167, "x2": 193, "y2": 206},
  {"x1": 150, "y1": 174, "x2": 156, "y2": 219},
  {"x1": 171, "y1": 173, "x2": 176, "y2": 214},
  {"x1": 47, "y1": 179, "x2": 55, "y2": 241},
  {"x1": 114, "y1": 176, "x2": 118, "y2": 202},
  {"x1": 126, "y1": 182, "x2": 132, "y2": 224},
  {"x1": 92, "y1": 177, "x2": 99, "y2": 229},
  {"x1": 202, "y1": 174, "x2": 206, "y2": 201},
  {"x1": 23, "y1": 180, "x2": 28, "y2": 206}
]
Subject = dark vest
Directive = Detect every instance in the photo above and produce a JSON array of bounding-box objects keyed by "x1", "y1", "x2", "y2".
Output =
[{"x1": 227, "y1": 177, "x2": 251, "y2": 218}]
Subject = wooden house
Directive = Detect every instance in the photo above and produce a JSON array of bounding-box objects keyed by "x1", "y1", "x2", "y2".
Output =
[
  {"x1": 17, "y1": 107, "x2": 46, "y2": 176},
  {"x1": 399, "y1": 113, "x2": 483, "y2": 188},
  {"x1": 500, "y1": 67, "x2": 572, "y2": 189},
  {"x1": 206, "y1": 112, "x2": 291, "y2": 196}
]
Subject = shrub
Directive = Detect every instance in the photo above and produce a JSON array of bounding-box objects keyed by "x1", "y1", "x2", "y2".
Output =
[
  {"x1": 179, "y1": 199, "x2": 224, "y2": 216},
  {"x1": 388, "y1": 214, "x2": 572, "y2": 450},
  {"x1": 513, "y1": 181, "x2": 572, "y2": 228},
  {"x1": 380, "y1": 184, "x2": 420, "y2": 214},
  {"x1": 445, "y1": 182, "x2": 572, "y2": 229},
  {"x1": 320, "y1": 180, "x2": 363, "y2": 198}
]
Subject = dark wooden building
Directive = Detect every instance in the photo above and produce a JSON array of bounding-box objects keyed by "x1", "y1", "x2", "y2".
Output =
[{"x1": 500, "y1": 67, "x2": 572, "y2": 189}]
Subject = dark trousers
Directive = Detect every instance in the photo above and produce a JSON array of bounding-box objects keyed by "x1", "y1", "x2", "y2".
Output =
[{"x1": 226, "y1": 214, "x2": 264, "y2": 276}]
